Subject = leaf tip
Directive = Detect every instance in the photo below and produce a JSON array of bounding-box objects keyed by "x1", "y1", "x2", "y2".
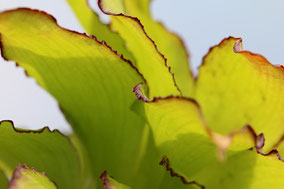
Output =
[
  {"x1": 233, "y1": 38, "x2": 243, "y2": 53},
  {"x1": 99, "y1": 170, "x2": 108, "y2": 186},
  {"x1": 132, "y1": 83, "x2": 151, "y2": 102},
  {"x1": 9, "y1": 164, "x2": 51, "y2": 189}
]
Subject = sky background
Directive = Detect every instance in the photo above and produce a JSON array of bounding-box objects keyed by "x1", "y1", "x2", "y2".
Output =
[{"x1": 0, "y1": 0, "x2": 283, "y2": 133}]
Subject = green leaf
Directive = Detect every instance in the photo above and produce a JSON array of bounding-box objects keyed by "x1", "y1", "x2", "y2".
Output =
[
  {"x1": 133, "y1": 85, "x2": 284, "y2": 189},
  {"x1": 195, "y1": 37, "x2": 284, "y2": 151},
  {"x1": 0, "y1": 170, "x2": 8, "y2": 189},
  {"x1": 124, "y1": 0, "x2": 195, "y2": 97},
  {"x1": 133, "y1": 85, "x2": 216, "y2": 185},
  {"x1": 100, "y1": 171, "x2": 131, "y2": 189},
  {"x1": 0, "y1": 9, "x2": 204, "y2": 188},
  {"x1": 191, "y1": 150, "x2": 284, "y2": 189},
  {"x1": 0, "y1": 121, "x2": 81, "y2": 189},
  {"x1": 158, "y1": 157, "x2": 203, "y2": 189},
  {"x1": 133, "y1": 93, "x2": 218, "y2": 180},
  {"x1": 65, "y1": 0, "x2": 135, "y2": 62},
  {"x1": 9, "y1": 164, "x2": 57, "y2": 189},
  {"x1": 99, "y1": 1, "x2": 181, "y2": 98},
  {"x1": 99, "y1": 0, "x2": 194, "y2": 97},
  {"x1": 0, "y1": 8, "x2": 151, "y2": 187}
]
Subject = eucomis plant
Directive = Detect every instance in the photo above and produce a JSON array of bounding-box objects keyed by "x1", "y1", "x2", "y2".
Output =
[{"x1": 1, "y1": 0, "x2": 284, "y2": 188}]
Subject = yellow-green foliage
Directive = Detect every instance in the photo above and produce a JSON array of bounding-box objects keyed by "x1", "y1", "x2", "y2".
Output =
[{"x1": 0, "y1": 1, "x2": 284, "y2": 189}]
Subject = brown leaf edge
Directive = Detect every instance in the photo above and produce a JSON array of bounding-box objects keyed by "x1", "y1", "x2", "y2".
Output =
[
  {"x1": 0, "y1": 120, "x2": 60, "y2": 135},
  {"x1": 76, "y1": 0, "x2": 136, "y2": 63},
  {"x1": 100, "y1": 170, "x2": 112, "y2": 189},
  {"x1": 159, "y1": 157, "x2": 205, "y2": 189},
  {"x1": 155, "y1": 21, "x2": 195, "y2": 79},
  {"x1": 233, "y1": 37, "x2": 284, "y2": 72},
  {"x1": 194, "y1": 36, "x2": 284, "y2": 149},
  {"x1": 100, "y1": 170, "x2": 130, "y2": 189},
  {"x1": 158, "y1": 128, "x2": 284, "y2": 189},
  {"x1": 0, "y1": 120, "x2": 83, "y2": 184},
  {"x1": 132, "y1": 84, "x2": 284, "y2": 188},
  {"x1": 0, "y1": 8, "x2": 149, "y2": 96},
  {"x1": 98, "y1": 0, "x2": 182, "y2": 96},
  {"x1": 143, "y1": 0, "x2": 192, "y2": 66},
  {"x1": 196, "y1": 36, "x2": 284, "y2": 81},
  {"x1": 96, "y1": 0, "x2": 194, "y2": 80},
  {"x1": 0, "y1": 119, "x2": 82, "y2": 159},
  {"x1": 133, "y1": 83, "x2": 284, "y2": 161},
  {"x1": 9, "y1": 164, "x2": 57, "y2": 189},
  {"x1": 84, "y1": 0, "x2": 118, "y2": 34}
]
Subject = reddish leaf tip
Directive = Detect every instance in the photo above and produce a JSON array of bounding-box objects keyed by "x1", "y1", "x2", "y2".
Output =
[
  {"x1": 233, "y1": 38, "x2": 243, "y2": 53},
  {"x1": 100, "y1": 170, "x2": 113, "y2": 189},
  {"x1": 132, "y1": 83, "x2": 151, "y2": 102},
  {"x1": 9, "y1": 164, "x2": 51, "y2": 188}
]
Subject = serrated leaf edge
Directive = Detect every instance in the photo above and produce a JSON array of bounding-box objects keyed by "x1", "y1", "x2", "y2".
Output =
[
  {"x1": 98, "y1": 0, "x2": 182, "y2": 96},
  {"x1": 0, "y1": 8, "x2": 149, "y2": 93}
]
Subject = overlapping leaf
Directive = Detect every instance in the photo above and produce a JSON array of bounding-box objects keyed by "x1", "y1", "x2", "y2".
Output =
[
  {"x1": 2, "y1": 2, "x2": 284, "y2": 189},
  {"x1": 0, "y1": 8, "x2": 145, "y2": 181},
  {"x1": 132, "y1": 37, "x2": 284, "y2": 188},
  {"x1": 0, "y1": 8, "x2": 180, "y2": 188},
  {"x1": 9, "y1": 164, "x2": 57, "y2": 189},
  {"x1": 133, "y1": 86, "x2": 284, "y2": 188},
  {"x1": 0, "y1": 121, "x2": 80, "y2": 189},
  {"x1": 195, "y1": 37, "x2": 284, "y2": 151},
  {"x1": 66, "y1": 0, "x2": 135, "y2": 61},
  {"x1": 99, "y1": 0, "x2": 181, "y2": 98},
  {"x1": 99, "y1": 0, "x2": 194, "y2": 97}
]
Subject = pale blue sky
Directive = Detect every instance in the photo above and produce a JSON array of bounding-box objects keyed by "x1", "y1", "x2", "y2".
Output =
[
  {"x1": 0, "y1": 0, "x2": 283, "y2": 132},
  {"x1": 152, "y1": 0, "x2": 284, "y2": 71}
]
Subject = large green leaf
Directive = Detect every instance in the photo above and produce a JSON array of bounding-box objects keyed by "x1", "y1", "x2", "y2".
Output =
[
  {"x1": 133, "y1": 87, "x2": 284, "y2": 188},
  {"x1": 99, "y1": 1, "x2": 181, "y2": 98},
  {"x1": 65, "y1": 0, "x2": 135, "y2": 62},
  {"x1": 132, "y1": 90, "x2": 219, "y2": 179},
  {"x1": 0, "y1": 121, "x2": 80, "y2": 189},
  {"x1": 0, "y1": 8, "x2": 162, "y2": 188},
  {"x1": 195, "y1": 37, "x2": 284, "y2": 151},
  {"x1": 0, "y1": 8, "x2": 205, "y2": 189},
  {"x1": 124, "y1": 0, "x2": 195, "y2": 97},
  {"x1": 9, "y1": 164, "x2": 57, "y2": 189},
  {"x1": 99, "y1": 0, "x2": 194, "y2": 97}
]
